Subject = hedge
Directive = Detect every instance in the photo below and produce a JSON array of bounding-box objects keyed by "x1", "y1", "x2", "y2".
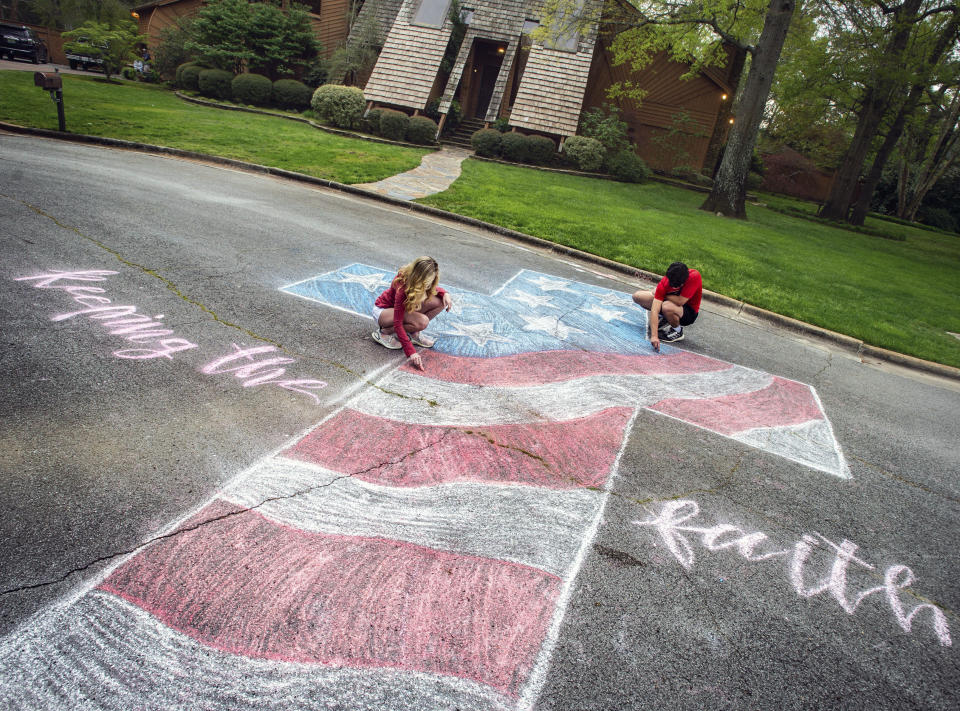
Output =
[
  {"x1": 362, "y1": 107, "x2": 383, "y2": 135},
  {"x1": 406, "y1": 115, "x2": 438, "y2": 145},
  {"x1": 272, "y1": 79, "x2": 312, "y2": 111},
  {"x1": 311, "y1": 84, "x2": 365, "y2": 129},
  {"x1": 198, "y1": 69, "x2": 233, "y2": 100},
  {"x1": 500, "y1": 132, "x2": 529, "y2": 163},
  {"x1": 232, "y1": 73, "x2": 272, "y2": 106},
  {"x1": 526, "y1": 135, "x2": 557, "y2": 165},
  {"x1": 379, "y1": 109, "x2": 410, "y2": 142},
  {"x1": 178, "y1": 64, "x2": 205, "y2": 91},
  {"x1": 471, "y1": 128, "x2": 502, "y2": 157},
  {"x1": 607, "y1": 149, "x2": 650, "y2": 183},
  {"x1": 564, "y1": 136, "x2": 605, "y2": 172}
]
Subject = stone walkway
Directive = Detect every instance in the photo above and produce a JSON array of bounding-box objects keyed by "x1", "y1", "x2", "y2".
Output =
[{"x1": 356, "y1": 146, "x2": 472, "y2": 200}]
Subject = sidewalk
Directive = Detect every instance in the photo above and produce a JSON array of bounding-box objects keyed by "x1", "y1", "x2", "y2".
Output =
[{"x1": 356, "y1": 146, "x2": 472, "y2": 200}]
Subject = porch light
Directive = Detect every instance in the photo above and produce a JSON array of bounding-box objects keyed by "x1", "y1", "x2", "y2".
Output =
[
  {"x1": 721, "y1": 93, "x2": 727, "y2": 100},
  {"x1": 131, "y1": 11, "x2": 139, "y2": 19},
  {"x1": 728, "y1": 117, "x2": 735, "y2": 124},
  {"x1": 497, "y1": 46, "x2": 505, "y2": 54}
]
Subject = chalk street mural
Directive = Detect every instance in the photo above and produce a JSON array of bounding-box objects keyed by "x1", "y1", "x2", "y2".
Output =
[{"x1": 0, "y1": 264, "x2": 947, "y2": 710}]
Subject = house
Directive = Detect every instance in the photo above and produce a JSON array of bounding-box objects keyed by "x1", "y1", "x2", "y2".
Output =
[{"x1": 360, "y1": 0, "x2": 740, "y2": 173}]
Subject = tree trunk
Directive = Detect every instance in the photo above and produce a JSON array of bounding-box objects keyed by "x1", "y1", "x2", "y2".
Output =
[
  {"x1": 703, "y1": 46, "x2": 747, "y2": 178},
  {"x1": 903, "y1": 91, "x2": 960, "y2": 219},
  {"x1": 700, "y1": 0, "x2": 795, "y2": 219},
  {"x1": 819, "y1": 0, "x2": 923, "y2": 221}
]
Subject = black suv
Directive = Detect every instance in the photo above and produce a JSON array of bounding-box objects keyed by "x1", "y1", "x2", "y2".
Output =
[{"x1": 0, "y1": 23, "x2": 49, "y2": 64}]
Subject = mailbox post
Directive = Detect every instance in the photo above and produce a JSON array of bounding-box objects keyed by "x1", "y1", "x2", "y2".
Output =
[{"x1": 34, "y1": 71, "x2": 65, "y2": 132}]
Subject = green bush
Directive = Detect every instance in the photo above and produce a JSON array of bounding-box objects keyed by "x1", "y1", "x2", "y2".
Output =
[
  {"x1": 198, "y1": 68, "x2": 233, "y2": 100},
  {"x1": 500, "y1": 132, "x2": 529, "y2": 163},
  {"x1": 471, "y1": 128, "x2": 502, "y2": 157},
  {"x1": 446, "y1": 100, "x2": 462, "y2": 131},
  {"x1": 564, "y1": 136, "x2": 605, "y2": 172},
  {"x1": 361, "y1": 107, "x2": 382, "y2": 135},
  {"x1": 492, "y1": 117, "x2": 510, "y2": 133},
  {"x1": 232, "y1": 73, "x2": 272, "y2": 106},
  {"x1": 607, "y1": 149, "x2": 650, "y2": 183},
  {"x1": 746, "y1": 170, "x2": 764, "y2": 191},
  {"x1": 121, "y1": 66, "x2": 136, "y2": 80},
  {"x1": 379, "y1": 109, "x2": 410, "y2": 141},
  {"x1": 579, "y1": 105, "x2": 630, "y2": 157},
  {"x1": 179, "y1": 63, "x2": 205, "y2": 91},
  {"x1": 920, "y1": 206, "x2": 959, "y2": 233},
  {"x1": 526, "y1": 135, "x2": 556, "y2": 165},
  {"x1": 311, "y1": 84, "x2": 365, "y2": 129},
  {"x1": 272, "y1": 79, "x2": 312, "y2": 110},
  {"x1": 406, "y1": 115, "x2": 438, "y2": 145}
]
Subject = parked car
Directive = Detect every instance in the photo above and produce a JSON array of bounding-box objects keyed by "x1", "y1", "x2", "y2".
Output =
[
  {"x1": 63, "y1": 37, "x2": 106, "y2": 71},
  {"x1": 0, "y1": 23, "x2": 48, "y2": 64}
]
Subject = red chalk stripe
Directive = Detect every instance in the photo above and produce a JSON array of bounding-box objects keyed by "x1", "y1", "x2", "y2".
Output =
[
  {"x1": 100, "y1": 500, "x2": 560, "y2": 697},
  {"x1": 286, "y1": 407, "x2": 633, "y2": 489},
  {"x1": 408, "y1": 349, "x2": 731, "y2": 386},
  {"x1": 648, "y1": 376, "x2": 824, "y2": 435}
]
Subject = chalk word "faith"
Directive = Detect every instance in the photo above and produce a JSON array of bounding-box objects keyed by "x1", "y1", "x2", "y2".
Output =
[
  {"x1": 635, "y1": 500, "x2": 951, "y2": 647},
  {"x1": 16, "y1": 270, "x2": 328, "y2": 402}
]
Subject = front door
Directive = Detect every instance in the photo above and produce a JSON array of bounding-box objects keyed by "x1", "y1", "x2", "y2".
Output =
[{"x1": 466, "y1": 40, "x2": 506, "y2": 120}]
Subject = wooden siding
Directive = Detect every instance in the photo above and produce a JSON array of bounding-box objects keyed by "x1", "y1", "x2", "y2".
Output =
[
  {"x1": 363, "y1": 0, "x2": 452, "y2": 110},
  {"x1": 313, "y1": 0, "x2": 350, "y2": 56},
  {"x1": 582, "y1": 40, "x2": 728, "y2": 173},
  {"x1": 349, "y1": 0, "x2": 405, "y2": 45},
  {"x1": 510, "y1": 39, "x2": 596, "y2": 136}
]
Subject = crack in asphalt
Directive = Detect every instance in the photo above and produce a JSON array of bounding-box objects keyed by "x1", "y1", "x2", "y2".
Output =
[
  {"x1": 813, "y1": 351, "x2": 834, "y2": 381},
  {"x1": 0, "y1": 433, "x2": 455, "y2": 598},
  {"x1": 851, "y1": 454, "x2": 960, "y2": 504},
  {"x1": 6, "y1": 194, "x2": 434, "y2": 406}
]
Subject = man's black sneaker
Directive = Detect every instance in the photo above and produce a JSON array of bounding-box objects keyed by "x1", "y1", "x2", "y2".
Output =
[{"x1": 661, "y1": 326, "x2": 684, "y2": 343}]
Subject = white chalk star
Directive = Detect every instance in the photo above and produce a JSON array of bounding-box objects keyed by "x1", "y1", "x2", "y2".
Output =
[
  {"x1": 334, "y1": 271, "x2": 391, "y2": 293},
  {"x1": 580, "y1": 304, "x2": 630, "y2": 323},
  {"x1": 506, "y1": 291, "x2": 557, "y2": 309},
  {"x1": 519, "y1": 314, "x2": 585, "y2": 340},
  {"x1": 446, "y1": 296, "x2": 479, "y2": 316},
  {"x1": 596, "y1": 292, "x2": 635, "y2": 307},
  {"x1": 526, "y1": 276, "x2": 576, "y2": 293},
  {"x1": 441, "y1": 322, "x2": 513, "y2": 347}
]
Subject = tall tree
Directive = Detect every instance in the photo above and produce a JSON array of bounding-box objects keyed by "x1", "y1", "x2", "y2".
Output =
[
  {"x1": 898, "y1": 85, "x2": 960, "y2": 219},
  {"x1": 817, "y1": 0, "x2": 954, "y2": 221},
  {"x1": 701, "y1": 0, "x2": 795, "y2": 217},
  {"x1": 848, "y1": 7, "x2": 960, "y2": 224}
]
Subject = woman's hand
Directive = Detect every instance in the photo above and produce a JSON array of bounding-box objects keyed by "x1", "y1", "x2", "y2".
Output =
[
  {"x1": 442, "y1": 292, "x2": 453, "y2": 311},
  {"x1": 408, "y1": 352, "x2": 424, "y2": 371}
]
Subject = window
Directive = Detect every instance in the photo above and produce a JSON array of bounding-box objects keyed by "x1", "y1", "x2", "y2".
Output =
[
  {"x1": 412, "y1": 0, "x2": 452, "y2": 28},
  {"x1": 544, "y1": 0, "x2": 585, "y2": 52},
  {"x1": 461, "y1": 8, "x2": 474, "y2": 25},
  {"x1": 521, "y1": 19, "x2": 538, "y2": 35}
]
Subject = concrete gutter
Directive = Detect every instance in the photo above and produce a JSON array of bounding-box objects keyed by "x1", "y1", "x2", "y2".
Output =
[{"x1": 3, "y1": 120, "x2": 958, "y2": 383}]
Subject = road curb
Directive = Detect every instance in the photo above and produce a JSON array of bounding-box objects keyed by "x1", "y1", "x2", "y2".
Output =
[{"x1": 4, "y1": 120, "x2": 958, "y2": 383}]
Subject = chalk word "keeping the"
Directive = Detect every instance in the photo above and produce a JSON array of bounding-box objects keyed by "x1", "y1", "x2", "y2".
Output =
[
  {"x1": 16, "y1": 270, "x2": 328, "y2": 402},
  {"x1": 635, "y1": 499, "x2": 951, "y2": 647}
]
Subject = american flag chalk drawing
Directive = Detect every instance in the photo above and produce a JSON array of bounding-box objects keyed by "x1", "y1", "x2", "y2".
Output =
[{"x1": 0, "y1": 264, "x2": 848, "y2": 710}]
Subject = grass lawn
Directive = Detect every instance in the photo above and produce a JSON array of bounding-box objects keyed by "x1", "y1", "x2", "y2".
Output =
[
  {"x1": 0, "y1": 71, "x2": 428, "y2": 184},
  {"x1": 419, "y1": 159, "x2": 960, "y2": 368}
]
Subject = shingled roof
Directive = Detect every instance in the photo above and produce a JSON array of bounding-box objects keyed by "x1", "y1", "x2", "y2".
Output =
[{"x1": 363, "y1": 0, "x2": 454, "y2": 110}]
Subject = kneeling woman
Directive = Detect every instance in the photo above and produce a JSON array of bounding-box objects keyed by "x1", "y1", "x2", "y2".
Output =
[{"x1": 372, "y1": 256, "x2": 452, "y2": 370}]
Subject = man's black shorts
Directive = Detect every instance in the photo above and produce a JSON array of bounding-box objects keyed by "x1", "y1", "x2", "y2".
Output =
[{"x1": 679, "y1": 304, "x2": 699, "y2": 326}]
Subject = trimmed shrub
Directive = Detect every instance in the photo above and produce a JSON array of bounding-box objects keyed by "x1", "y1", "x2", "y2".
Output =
[
  {"x1": 526, "y1": 135, "x2": 556, "y2": 165},
  {"x1": 361, "y1": 107, "x2": 383, "y2": 135},
  {"x1": 471, "y1": 128, "x2": 502, "y2": 157},
  {"x1": 564, "y1": 136, "x2": 605, "y2": 172},
  {"x1": 607, "y1": 149, "x2": 650, "y2": 183},
  {"x1": 121, "y1": 66, "x2": 136, "y2": 80},
  {"x1": 446, "y1": 100, "x2": 462, "y2": 131},
  {"x1": 492, "y1": 117, "x2": 510, "y2": 133},
  {"x1": 311, "y1": 84, "x2": 365, "y2": 129},
  {"x1": 379, "y1": 109, "x2": 410, "y2": 141},
  {"x1": 198, "y1": 69, "x2": 233, "y2": 100},
  {"x1": 406, "y1": 115, "x2": 439, "y2": 145},
  {"x1": 746, "y1": 170, "x2": 764, "y2": 191},
  {"x1": 232, "y1": 73, "x2": 272, "y2": 106},
  {"x1": 179, "y1": 63, "x2": 205, "y2": 91},
  {"x1": 272, "y1": 79, "x2": 312, "y2": 111},
  {"x1": 500, "y1": 132, "x2": 529, "y2": 163},
  {"x1": 920, "y1": 206, "x2": 959, "y2": 233}
]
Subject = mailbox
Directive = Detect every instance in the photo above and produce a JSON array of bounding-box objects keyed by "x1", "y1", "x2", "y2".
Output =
[{"x1": 34, "y1": 72, "x2": 62, "y2": 90}]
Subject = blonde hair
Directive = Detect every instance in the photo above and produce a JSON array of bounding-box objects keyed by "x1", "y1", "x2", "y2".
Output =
[{"x1": 397, "y1": 256, "x2": 439, "y2": 312}]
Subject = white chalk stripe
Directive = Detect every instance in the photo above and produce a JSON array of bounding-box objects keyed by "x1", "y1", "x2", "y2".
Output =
[
  {"x1": 732, "y1": 419, "x2": 851, "y2": 479},
  {"x1": 352, "y1": 367, "x2": 774, "y2": 426},
  {"x1": 222, "y1": 458, "x2": 603, "y2": 577},
  {"x1": 0, "y1": 590, "x2": 512, "y2": 711}
]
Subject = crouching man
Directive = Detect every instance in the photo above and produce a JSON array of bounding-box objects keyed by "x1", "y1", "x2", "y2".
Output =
[{"x1": 632, "y1": 261, "x2": 702, "y2": 349}]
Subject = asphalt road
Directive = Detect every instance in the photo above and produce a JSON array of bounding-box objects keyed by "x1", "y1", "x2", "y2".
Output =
[{"x1": 0, "y1": 134, "x2": 958, "y2": 710}]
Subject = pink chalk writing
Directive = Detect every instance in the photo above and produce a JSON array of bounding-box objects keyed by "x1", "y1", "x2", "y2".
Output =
[
  {"x1": 16, "y1": 269, "x2": 327, "y2": 402},
  {"x1": 635, "y1": 499, "x2": 951, "y2": 647}
]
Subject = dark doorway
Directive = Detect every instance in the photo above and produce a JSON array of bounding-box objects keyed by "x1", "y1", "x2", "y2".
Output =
[{"x1": 464, "y1": 40, "x2": 506, "y2": 119}]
